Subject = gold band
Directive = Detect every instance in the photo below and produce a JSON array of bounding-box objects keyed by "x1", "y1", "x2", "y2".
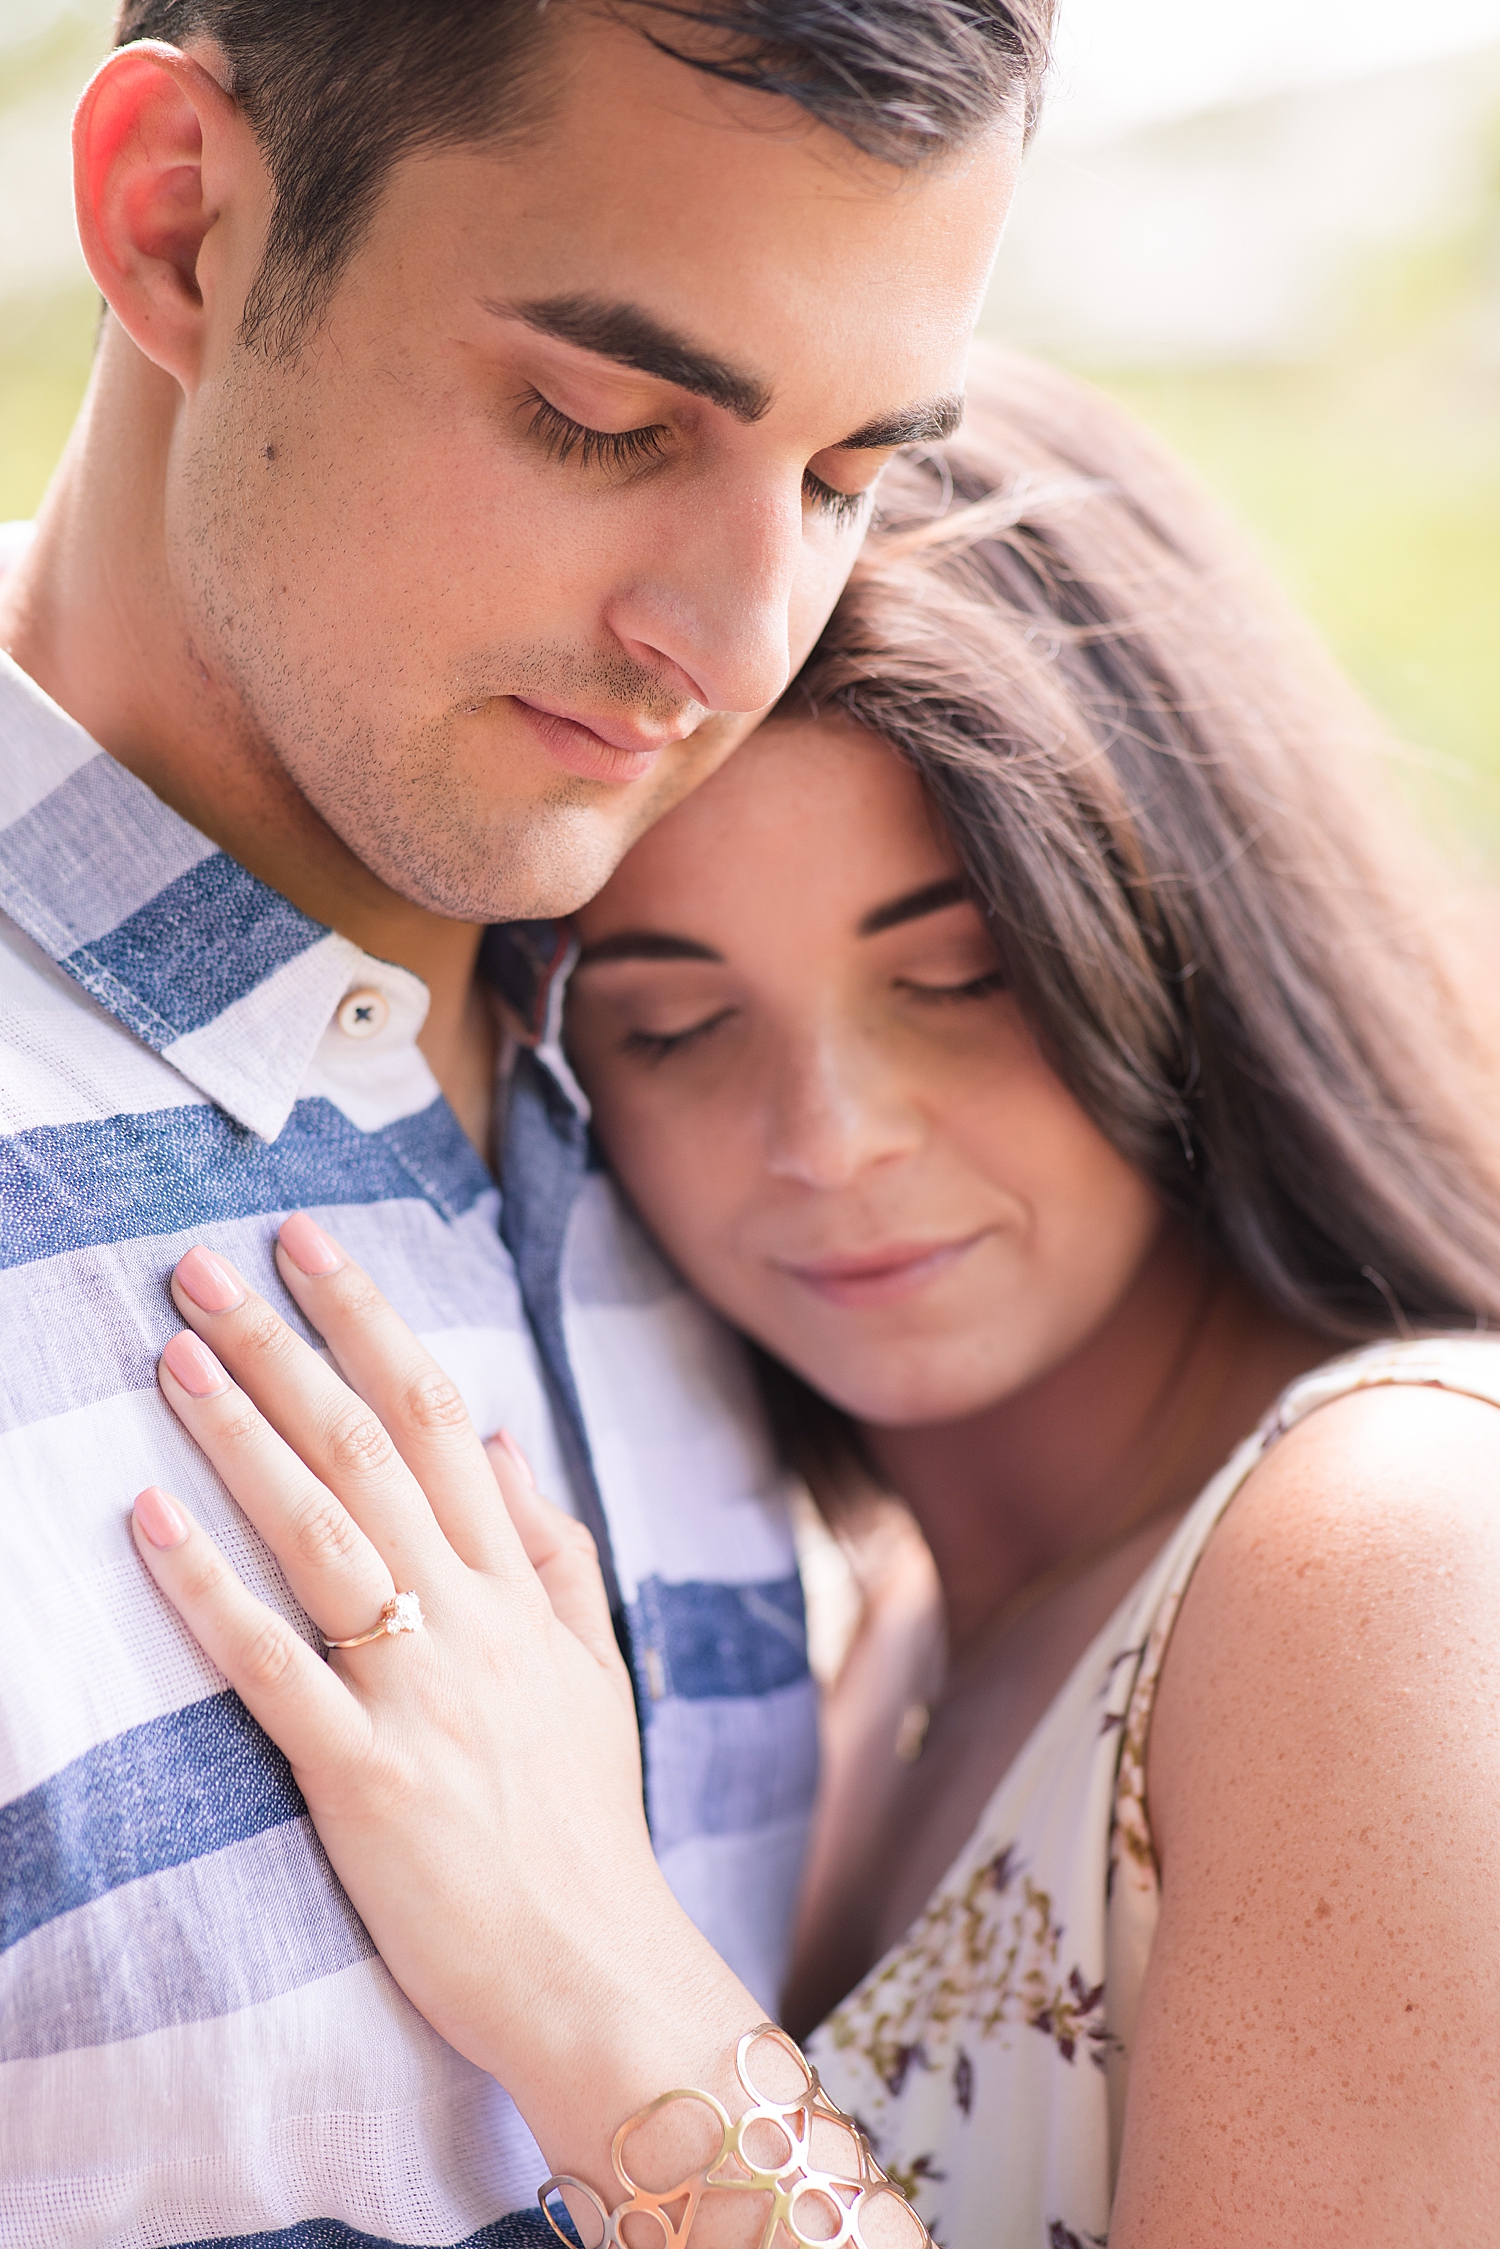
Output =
[{"x1": 322, "y1": 1591, "x2": 423, "y2": 1650}]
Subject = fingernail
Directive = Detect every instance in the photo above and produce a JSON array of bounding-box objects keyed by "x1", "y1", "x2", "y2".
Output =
[
  {"x1": 496, "y1": 1428, "x2": 536, "y2": 1486},
  {"x1": 175, "y1": 1246, "x2": 244, "y2": 1313},
  {"x1": 161, "y1": 1329, "x2": 230, "y2": 1398},
  {"x1": 134, "y1": 1485, "x2": 188, "y2": 1550},
  {"x1": 279, "y1": 1212, "x2": 344, "y2": 1277}
]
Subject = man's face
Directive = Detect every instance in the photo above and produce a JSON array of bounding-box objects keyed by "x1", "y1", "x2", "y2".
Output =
[{"x1": 172, "y1": 17, "x2": 1020, "y2": 922}]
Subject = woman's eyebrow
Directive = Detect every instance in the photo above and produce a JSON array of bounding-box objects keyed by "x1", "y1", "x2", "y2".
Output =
[
  {"x1": 575, "y1": 930, "x2": 724, "y2": 966},
  {"x1": 858, "y1": 876, "x2": 969, "y2": 938}
]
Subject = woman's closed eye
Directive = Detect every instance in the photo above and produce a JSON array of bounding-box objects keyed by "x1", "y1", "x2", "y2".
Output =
[
  {"x1": 621, "y1": 1006, "x2": 740, "y2": 1063},
  {"x1": 899, "y1": 967, "x2": 1008, "y2": 1005}
]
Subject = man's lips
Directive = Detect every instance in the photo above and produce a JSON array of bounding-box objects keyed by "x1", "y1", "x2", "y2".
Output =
[
  {"x1": 510, "y1": 695, "x2": 698, "y2": 786},
  {"x1": 778, "y1": 1234, "x2": 989, "y2": 1310}
]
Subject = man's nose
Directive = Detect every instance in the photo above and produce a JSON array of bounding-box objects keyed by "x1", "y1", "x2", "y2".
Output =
[
  {"x1": 764, "y1": 1029, "x2": 923, "y2": 1191},
  {"x1": 603, "y1": 471, "x2": 813, "y2": 718}
]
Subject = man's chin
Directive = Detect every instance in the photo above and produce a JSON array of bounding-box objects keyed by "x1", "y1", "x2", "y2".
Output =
[
  {"x1": 354, "y1": 800, "x2": 648, "y2": 926},
  {"x1": 336, "y1": 708, "x2": 758, "y2": 923}
]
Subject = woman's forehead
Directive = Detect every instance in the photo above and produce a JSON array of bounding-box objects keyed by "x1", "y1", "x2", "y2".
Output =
[{"x1": 576, "y1": 715, "x2": 953, "y2": 935}]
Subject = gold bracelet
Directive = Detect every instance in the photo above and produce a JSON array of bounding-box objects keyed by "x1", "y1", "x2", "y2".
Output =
[{"x1": 539, "y1": 2023, "x2": 929, "y2": 2249}]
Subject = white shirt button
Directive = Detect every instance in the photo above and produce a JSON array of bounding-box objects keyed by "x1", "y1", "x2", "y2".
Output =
[{"x1": 336, "y1": 987, "x2": 390, "y2": 1040}]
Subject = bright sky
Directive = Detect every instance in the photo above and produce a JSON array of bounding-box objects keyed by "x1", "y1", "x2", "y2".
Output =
[{"x1": 1045, "y1": 0, "x2": 1500, "y2": 143}]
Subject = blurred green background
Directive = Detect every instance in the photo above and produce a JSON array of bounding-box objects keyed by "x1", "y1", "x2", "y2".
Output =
[
  {"x1": 4, "y1": 1, "x2": 1499, "y2": 854},
  {"x1": 1096, "y1": 236, "x2": 1500, "y2": 856}
]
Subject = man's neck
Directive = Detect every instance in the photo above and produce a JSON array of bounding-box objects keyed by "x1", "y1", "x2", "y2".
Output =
[{"x1": 0, "y1": 336, "x2": 497, "y2": 1158}]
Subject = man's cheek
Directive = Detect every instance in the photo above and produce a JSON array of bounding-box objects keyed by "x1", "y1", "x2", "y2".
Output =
[{"x1": 788, "y1": 544, "x2": 860, "y2": 670}]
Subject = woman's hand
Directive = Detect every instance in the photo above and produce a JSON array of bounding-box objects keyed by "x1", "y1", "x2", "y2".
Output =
[{"x1": 129, "y1": 1214, "x2": 762, "y2": 2201}]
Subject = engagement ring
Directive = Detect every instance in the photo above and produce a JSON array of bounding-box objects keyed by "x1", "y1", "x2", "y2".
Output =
[{"x1": 322, "y1": 1591, "x2": 424, "y2": 1650}]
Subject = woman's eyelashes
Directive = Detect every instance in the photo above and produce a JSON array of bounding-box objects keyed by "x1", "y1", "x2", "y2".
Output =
[
  {"x1": 614, "y1": 968, "x2": 1005, "y2": 1065},
  {"x1": 621, "y1": 1007, "x2": 739, "y2": 1063},
  {"x1": 901, "y1": 968, "x2": 1008, "y2": 1004}
]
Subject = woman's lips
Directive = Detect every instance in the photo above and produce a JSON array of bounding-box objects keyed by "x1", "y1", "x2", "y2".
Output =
[
  {"x1": 510, "y1": 696, "x2": 677, "y2": 786},
  {"x1": 780, "y1": 1234, "x2": 987, "y2": 1310}
]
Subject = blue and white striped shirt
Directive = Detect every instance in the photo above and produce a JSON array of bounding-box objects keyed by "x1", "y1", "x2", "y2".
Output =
[{"x1": 0, "y1": 633, "x2": 817, "y2": 2248}]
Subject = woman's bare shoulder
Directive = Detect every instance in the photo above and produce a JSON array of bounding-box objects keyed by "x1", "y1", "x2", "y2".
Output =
[
  {"x1": 1113, "y1": 1378, "x2": 1500, "y2": 2245},
  {"x1": 1153, "y1": 1376, "x2": 1500, "y2": 1817},
  {"x1": 1194, "y1": 1371, "x2": 1497, "y2": 1618}
]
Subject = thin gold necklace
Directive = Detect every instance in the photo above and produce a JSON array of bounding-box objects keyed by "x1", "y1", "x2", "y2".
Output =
[{"x1": 893, "y1": 1281, "x2": 1240, "y2": 1763}]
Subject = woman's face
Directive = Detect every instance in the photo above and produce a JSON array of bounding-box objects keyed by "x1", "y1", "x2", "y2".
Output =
[{"x1": 566, "y1": 718, "x2": 1163, "y2": 1427}]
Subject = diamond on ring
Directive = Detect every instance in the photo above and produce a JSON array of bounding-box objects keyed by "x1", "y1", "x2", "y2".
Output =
[{"x1": 322, "y1": 1590, "x2": 424, "y2": 1650}]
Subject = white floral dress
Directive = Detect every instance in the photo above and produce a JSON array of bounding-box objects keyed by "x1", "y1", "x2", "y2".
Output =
[{"x1": 806, "y1": 1335, "x2": 1500, "y2": 2248}]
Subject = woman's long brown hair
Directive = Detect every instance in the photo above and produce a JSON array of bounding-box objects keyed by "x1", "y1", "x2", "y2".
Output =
[{"x1": 761, "y1": 346, "x2": 1500, "y2": 1480}]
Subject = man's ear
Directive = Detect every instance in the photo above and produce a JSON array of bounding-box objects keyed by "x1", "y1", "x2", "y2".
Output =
[{"x1": 73, "y1": 41, "x2": 262, "y2": 391}]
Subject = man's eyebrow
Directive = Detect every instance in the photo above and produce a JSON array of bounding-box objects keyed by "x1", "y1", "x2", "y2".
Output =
[
  {"x1": 858, "y1": 876, "x2": 970, "y2": 938},
  {"x1": 493, "y1": 295, "x2": 771, "y2": 423},
  {"x1": 837, "y1": 394, "x2": 965, "y2": 451},
  {"x1": 575, "y1": 930, "x2": 724, "y2": 967}
]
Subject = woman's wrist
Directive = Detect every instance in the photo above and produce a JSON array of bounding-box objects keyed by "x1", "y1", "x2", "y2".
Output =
[
  {"x1": 492, "y1": 1881, "x2": 931, "y2": 2248},
  {"x1": 458, "y1": 1861, "x2": 767, "y2": 2190}
]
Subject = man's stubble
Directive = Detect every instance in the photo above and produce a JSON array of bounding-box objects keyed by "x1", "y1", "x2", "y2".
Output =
[{"x1": 169, "y1": 342, "x2": 731, "y2": 925}]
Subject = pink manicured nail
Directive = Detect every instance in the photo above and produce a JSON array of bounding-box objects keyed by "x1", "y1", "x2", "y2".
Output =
[
  {"x1": 134, "y1": 1485, "x2": 188, "y2": 1550},
  {"x1": 161, "y1": 1330, "x2": 230, "y2": 1398},
  {"x1": 495, "y1": 1428, "x2": 537, "y2": 1487},
  {"x1": 279, "y1": 1212, "x2": 344, "y2": 1277},
  {"x1": 175, "y1": 1246, "x2": 244, "y2": 1313}
]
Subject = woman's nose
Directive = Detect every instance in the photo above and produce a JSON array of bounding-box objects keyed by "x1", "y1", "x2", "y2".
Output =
[{"x1": 763, "y1": 1034, "x2": 921, "y2": 1190}]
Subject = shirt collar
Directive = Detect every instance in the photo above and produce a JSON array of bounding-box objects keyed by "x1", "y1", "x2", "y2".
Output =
[
  {"x1": 0, "y1": 651, "x2": 385, "y2": 1141},
  {"x1": 480, "y1": 919, "x2": 590, "y2": 1121}
]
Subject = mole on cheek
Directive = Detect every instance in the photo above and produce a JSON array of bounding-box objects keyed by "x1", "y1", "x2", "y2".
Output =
[{"x1": 264, "y1": 445, "x2": 277, "y2": 463}]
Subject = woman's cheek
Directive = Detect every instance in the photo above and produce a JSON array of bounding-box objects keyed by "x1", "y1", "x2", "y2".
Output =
[
  {"x1": 632, "y1": 1119, "x2": 771, "y2": 1326},
  {"x1": 1024, "y1": 1106, "x2": 1164, "y2": 1328},
  {"x1": 598, "y1": 1090, "x2": 727, "y2": 1255},
  {"x1": 946, "y1": 1046, "x2": 1160, "y2": 1271}
]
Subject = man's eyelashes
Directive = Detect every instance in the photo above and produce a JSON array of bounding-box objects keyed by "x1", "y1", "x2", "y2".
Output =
[
  {"x1": 524, "y1": 391, "x2": 669, "y2": 472},
  {"x1": 523, "y1": 389, "x2": 868, "y2": 526},
  {"x1": 803, "y1": 471, "x2": 869, "y2": 530}
]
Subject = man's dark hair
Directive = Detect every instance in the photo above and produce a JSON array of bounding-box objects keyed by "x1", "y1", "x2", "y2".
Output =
[{"x1": 113, "y1": 1, "x2": 1054, "y2": 356}]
